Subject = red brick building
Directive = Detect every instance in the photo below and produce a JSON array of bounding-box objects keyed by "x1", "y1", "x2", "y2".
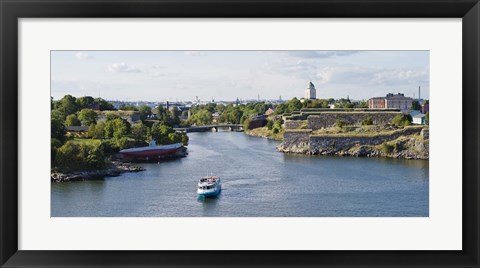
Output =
[
  {"x1": 368, "y1": 98, "x2": 386, "y2": 108},
  {"x1": 369, "y1": 93, "x2": 413, "y2": 109}
]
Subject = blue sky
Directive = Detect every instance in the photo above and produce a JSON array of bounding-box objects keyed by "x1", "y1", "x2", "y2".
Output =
[{"x1": 51, "y1": 51, "x2": 429, "y2": 102}]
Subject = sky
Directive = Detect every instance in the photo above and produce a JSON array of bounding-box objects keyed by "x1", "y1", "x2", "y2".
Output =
[{"x1": 51, "y1": 51, "x2": 429, "y2": 102}]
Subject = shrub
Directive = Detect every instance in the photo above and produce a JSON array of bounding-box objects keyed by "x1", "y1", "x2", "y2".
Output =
[
  {"x1": 336, "y1": 119, "x2": 346, "y2": 128},
  {"x1": 362, "y1": 117, "x2": 373, "y2": 125},
  {"x1": 78, "y1": 109, "x2": 98, "y2": 126},
  {"x1": 391, "y1": 114, "x2": 412, "y2": 127},
  {"x1": 64, "y1": 114, "x2": 81, "y2": 126},
  {"x1": 393, "y1": 142, "x2": 404, "y2": 152},
  {"x1": 273, "y1": 119, "x2": 283, "y2": 130},
  {"x1": 54, "y1": 140, "x2": 106, "y2": 172},
  {"x1": 381, "y1": 142, "x2": 394, "y2": 154},
  {"x1": 243, "y1": 117, "x2": 252, "y2": 131},
  {"x1": 266, "y1": 120, "x2": 274, "y2": 130},
  {"x1": 130, "y1": 123, "x2": 148, "y2": 142},
  {"x1": 100, "y1": 140, "x2": 119, "y2": 155},
  {"x1": 181, "y1": 133, "x2": 189, "y2": 146}
]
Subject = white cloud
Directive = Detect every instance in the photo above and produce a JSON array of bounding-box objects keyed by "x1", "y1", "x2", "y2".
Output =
[
  {"x1": 107, "y1": 62, "x2": 141, "y2": 73},
  {"x1": 183, "y1": 51, "x2": 205, "y2": 56},
  {"x1": 280, "y1": 51, "x2": 359, "y2": 58},
  {"x1": 151, "y1": 72, "x2": 167, "y2": 77},
  {"x1": 315, "y1": 67, "x2": 336, "y2": 83},
  {"x1": 369, "y1": 69, "x2": 428, "y2": 86},
  {"x1": 75, "y1": 52, "x2": 90, "y2": 60},
  {"x1": 267, "y1": 58, "x2": 317, "y2": 78}
]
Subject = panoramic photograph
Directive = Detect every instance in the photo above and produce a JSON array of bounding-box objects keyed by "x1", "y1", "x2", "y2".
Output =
[{"x1": 50, "y1": 50, "x2": 429, "y2": 217}]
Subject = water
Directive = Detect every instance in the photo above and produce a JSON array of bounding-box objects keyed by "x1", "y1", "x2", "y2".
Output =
[{"x1": 51, "y1": 131, "x2": 429, "y2": 217}]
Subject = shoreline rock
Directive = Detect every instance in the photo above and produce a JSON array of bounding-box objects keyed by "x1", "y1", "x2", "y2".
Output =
[
  {"x1": 244, "y1": 129, "x2": 283, "y2": 141},
  {"x1": 51, "y1": 161, "x2": 145, "y2": 182},
  {"x1": 277, "y1": 135, "x2": 429, "y2": 160}
]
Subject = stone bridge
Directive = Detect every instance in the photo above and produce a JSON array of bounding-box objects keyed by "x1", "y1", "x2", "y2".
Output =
[{"x1": 174, "y1": 124, "x2": 244, "y2": 133}]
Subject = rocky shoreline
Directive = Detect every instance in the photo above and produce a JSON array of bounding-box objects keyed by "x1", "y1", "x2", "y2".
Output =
[
  {"x1": 244, "y1": 129, "x2": 283, "y2": 141},
  {"x1": 277, "y1": 135, "x2": 429, "y2": 160},
  {"x1": 51, "y1": 161, "x2": 145, "y2": 182},
  {"x1": 277, "y1": 131, "x2": 429, "y2": 160}
]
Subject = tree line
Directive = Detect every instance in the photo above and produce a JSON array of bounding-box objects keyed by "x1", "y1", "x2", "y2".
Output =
[{"x1": 51, "y1": 95, "x2": 188, "y2": 173}]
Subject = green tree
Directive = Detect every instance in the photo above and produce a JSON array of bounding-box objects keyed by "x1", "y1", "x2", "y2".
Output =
[
  {"x1": 119, "y1": 105, "x2": 138, "y2": 111},
  {"x1": 170, "y1": 106, "x2": 181, "y2": 125},
  {"x1": 138, "y1": 105, "x2": 152, "y2": 121},
  {"x1": 54, "y1": 95, "x2": 79, "y2": 119},
  {"x1": 76, "y1": 96, "x2": 95, "y2": 109},
  {"x1": 78, "y1": 109, "x2": 98, "y2": 126},
  {"x1": 94, "y1": 98, "x2": 115, "y2": 111},
  {"x1": 243, "y1": 117, "x2": 252, "y2": 130},
  {"x1": 266, "y1": 120, "x2": 274, "y2": 130},
  {"x1": 95, "y1": 122, "x2": 106, "y2": 139},
  {"x1": 425, "y1": 112, "x2": 429, "y2": 125},
  {"x1": 131, "y1": 123, "x2": 148, "y2": 142},
  {"x1": 104, "y1": 118, "x2": 131, "y2": 139},
  {"x1": 226, "y1": 109, "x2": 242, "y2": 124},
  {"x1": 156, "y1": 105, "x2": 171, "y2": 123},
  {"x1": 190, "y1": 110, "x2": 212, "y2": 125},
  {"x1": 254, "y1": 102, "x2": 269, "y2": 115},
  {"x1": 216, "y1": 104, "x2": 226, "y2": 113},
  {"x1": 105, "y1": 113, "x2": 121, "y2": 121},
  {"x1": 391, "y1": 114, "x2": 412, "y2": 127},
  {"x1": 151, "y1": 122, "x2": 175, "y2": 144},
  {"x1": 87, "y1": 122, "x2": 106, "y2": 139},
  {"x1": 65, "y1": 114, "x2": 81, "y2": 126},
  {"x1": 205, "y1": 103, "x2": 217, "y2": 113},
  {"x1": 307, "y1": 99, "x2": 329, "y2": 108},
  {"x1": 358, "y1": 101, "x2": 369, "y2": 108},
  {"x1": 146, "y1": 127, "x2": 152, "y2": 141},
  {"x1": 51, "y1": 116, "x2": 66, "y2": 143},
  {"x1": 273, "y1": 103, "x2": 287, "y2": 115},
  {"x1": 180, "y1": 133, "x2": 189, "y2": 146},
  {"x1": 302, "y1": 99, "x2": 311, "y2": 108},
  {"x1": 410, "y1": 100, "x2": 421, "y2": 111},
  {"x1": 54, "y1": 140, "x2": 105, "y2": 172},
  {"x1": 287, "y1": 98, "x2": 302, "y2": 112},
  {"x1": 272, "y1": 118, "x2": 283, "y2": 133}
]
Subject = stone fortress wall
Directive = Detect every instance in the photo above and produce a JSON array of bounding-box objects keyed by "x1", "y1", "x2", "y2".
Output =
[
  {"x1": 284, "y1": 108, "x2": 403, "y2": 130},
  {"x1": 306, "y1": 112, "x2": 401, "y2": 129},
  {"x1": 279, "y1": 108, "x2": 427, "y2": 158},
  {"x1": 309, "y1": 127, "x2": 424, "y2": 152}
]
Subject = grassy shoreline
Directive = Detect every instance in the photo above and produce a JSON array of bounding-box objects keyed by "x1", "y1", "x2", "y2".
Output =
[{"x1": 245, "y1": 127, "x2": 284, "y2": 141}]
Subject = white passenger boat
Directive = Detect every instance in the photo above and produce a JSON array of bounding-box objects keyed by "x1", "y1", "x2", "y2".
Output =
[{"x1": 197, "y1": 176, "x2": 222, "y2": 197}]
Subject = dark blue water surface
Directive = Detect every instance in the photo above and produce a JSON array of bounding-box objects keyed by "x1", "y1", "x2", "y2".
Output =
[{"x1": 51, "y1": 131, "x2": 429, "y2": 217}]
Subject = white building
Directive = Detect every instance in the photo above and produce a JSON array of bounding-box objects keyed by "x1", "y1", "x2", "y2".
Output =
[
  {"x1": 412, "y1": 113, "x2": 426, "y2": 125},
  {"x1": 304, "y1": 81, "x2": 316, "y2": 100}
]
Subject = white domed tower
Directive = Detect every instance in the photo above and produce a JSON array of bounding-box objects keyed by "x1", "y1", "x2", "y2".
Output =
[{"x1": 305, "y1": 81, "x2": 316, "y2": 99}]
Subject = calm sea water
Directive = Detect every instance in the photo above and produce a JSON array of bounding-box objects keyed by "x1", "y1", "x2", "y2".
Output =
[{"x1": 51, "y1": 131, "x2": 429, "y2": 217}]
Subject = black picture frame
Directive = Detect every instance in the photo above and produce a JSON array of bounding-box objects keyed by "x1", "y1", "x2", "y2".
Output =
[{"x1": 1, "y1": 0, "x2": 479, "y2": 267}]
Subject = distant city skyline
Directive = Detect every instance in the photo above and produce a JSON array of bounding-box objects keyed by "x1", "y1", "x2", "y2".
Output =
[{"x1": 51, "y1": 50, "x2": 430, "y2": 102}]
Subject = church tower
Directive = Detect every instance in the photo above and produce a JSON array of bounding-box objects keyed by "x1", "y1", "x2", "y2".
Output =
[{"x1": 305, "y1": 81, "x2": 316, "y2": 99}]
